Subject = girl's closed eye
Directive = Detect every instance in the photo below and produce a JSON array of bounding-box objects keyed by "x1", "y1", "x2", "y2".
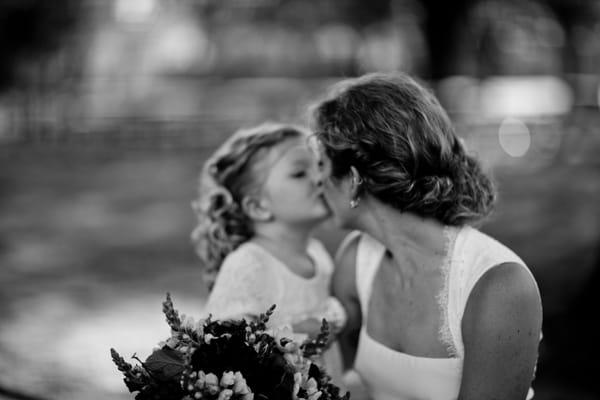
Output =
[{"x1": 291, "y1": 170, "x2": 307, "y2": 178}]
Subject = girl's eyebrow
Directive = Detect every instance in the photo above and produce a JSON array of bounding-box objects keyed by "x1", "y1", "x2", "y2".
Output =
[{"x1": 291, "y1": 157, "x2": 311, "y2": 165}]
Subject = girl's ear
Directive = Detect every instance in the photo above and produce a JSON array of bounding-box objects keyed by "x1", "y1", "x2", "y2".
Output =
[{"x1": 241, "y1": 195, "x2": 273, "y2": 222}]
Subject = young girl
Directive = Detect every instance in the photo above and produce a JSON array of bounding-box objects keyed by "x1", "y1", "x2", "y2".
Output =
[{"x1": 191, "y1": 122, "x2": 345, "y2": 383}]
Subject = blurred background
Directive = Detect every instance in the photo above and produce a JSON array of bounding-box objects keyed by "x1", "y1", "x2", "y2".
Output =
[{"x1": 0, "y1": 0, "x2": 599, "y2": 399}]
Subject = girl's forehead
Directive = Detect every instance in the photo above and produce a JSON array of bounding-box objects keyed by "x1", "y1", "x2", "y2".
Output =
[
  {"x1": 250, "y1": 137, "x2": 310, "y2": 181},
  {"x1": 267, "y1": 137, "x2": 313, "y2": 165}
]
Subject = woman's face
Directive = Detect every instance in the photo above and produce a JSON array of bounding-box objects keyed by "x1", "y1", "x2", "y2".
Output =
[
  {"x1": 316, "y1": 146, "x2": 355, "y2": 230},
  {"x1": 257, "y1": 137, "x2": 330, "y2": 226}
]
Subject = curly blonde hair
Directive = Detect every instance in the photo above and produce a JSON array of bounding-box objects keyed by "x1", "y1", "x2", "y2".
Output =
[
  {"x1": 311, "y1": 73, "x2": 495, "y2": 226},
  {"x1": 191, "y1": 123, "x2": 307, "y2": 289}
]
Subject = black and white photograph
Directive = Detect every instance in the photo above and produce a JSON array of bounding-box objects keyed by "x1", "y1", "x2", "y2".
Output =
[{"x1": 1, "y1": 1, "x2": 599, "y2": 399}]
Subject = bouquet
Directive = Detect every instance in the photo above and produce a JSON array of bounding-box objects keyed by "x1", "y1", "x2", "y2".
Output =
[{"x1": 111, "y1": 293, "x2": 350, "y2": 400}]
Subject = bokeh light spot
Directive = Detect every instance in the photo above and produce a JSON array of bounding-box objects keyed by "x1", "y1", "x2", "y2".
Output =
[{"x1": 498, "y1": 117, "x2": 531, "y2": 157}]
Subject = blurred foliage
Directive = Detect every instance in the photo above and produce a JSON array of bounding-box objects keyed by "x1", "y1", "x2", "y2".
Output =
[{"x1": 0, "y1": 0, "x2": 83, "y2": 91}]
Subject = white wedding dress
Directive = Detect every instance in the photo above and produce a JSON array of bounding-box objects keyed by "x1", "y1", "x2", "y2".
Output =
[
  {"x1": 349, "y1": 225, "x2": 539, "y2": 400},
  {"x1": 203, "y1": 238, "x2": 345, "y2": 385}
]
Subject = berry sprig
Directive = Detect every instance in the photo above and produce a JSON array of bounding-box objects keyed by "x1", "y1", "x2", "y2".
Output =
[
  {"x1": 301, "y1": 319, "x2": 330, "y2": 358},
  {"x1": 163, "y1": 292, "x2": 182, "y2": 331},
  {"x1": 111, "y1": 348, "x2": 152, "y2": 392}
]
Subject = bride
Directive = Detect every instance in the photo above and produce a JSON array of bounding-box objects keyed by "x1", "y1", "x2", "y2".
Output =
[{"x1": 311, "y1": 72, "x2": 543, "y2": 400}]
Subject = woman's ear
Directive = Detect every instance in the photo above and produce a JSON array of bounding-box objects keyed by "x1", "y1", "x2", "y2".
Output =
[
  {"x1": 241, "y1": 195, "x2": 273, "y2": 222},
  {"x1": 349, "y1": 166, "x2": 363, "y2": 197}
]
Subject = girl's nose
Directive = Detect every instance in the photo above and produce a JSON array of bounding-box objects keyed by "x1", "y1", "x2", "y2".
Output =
[{"x1": 311, "y1": 161, "x2": 324, "y2": 187}]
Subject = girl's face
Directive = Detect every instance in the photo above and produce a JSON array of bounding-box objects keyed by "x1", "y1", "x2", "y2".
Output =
[{"x1": 257, "y1": 137, "x2": 330, "y2": 226}]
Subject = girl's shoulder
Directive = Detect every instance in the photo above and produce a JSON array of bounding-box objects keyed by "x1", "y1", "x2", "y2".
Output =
[{"x1": 219, "y1": 242, "x2": 277, "y2": 276}]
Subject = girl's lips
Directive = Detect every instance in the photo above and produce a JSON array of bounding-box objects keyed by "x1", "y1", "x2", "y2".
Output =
[{"x1": 316, "y1": 192, "x2": 330, "y2": 207}]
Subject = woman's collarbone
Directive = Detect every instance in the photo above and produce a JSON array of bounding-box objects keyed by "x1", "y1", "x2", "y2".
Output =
[{"x1": 367, "y1": 261, "x2": 450, "y2": 357}]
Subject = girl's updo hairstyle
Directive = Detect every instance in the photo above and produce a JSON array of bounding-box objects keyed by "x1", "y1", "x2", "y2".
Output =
[
  {"x1": 311, "y1": 73, "x2": 495, "y2": 226},
  {"x1": 191, "y1": 123, "x2": 306, "y2": 289}
]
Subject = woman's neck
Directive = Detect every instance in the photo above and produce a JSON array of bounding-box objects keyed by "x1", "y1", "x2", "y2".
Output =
[{"x1": 356, "y1": 198, "x2": 449, "y2": 271}]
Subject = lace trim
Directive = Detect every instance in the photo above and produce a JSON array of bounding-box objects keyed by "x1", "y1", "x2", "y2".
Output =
[{"x1": 435, "y1": 226, "x2": 459, "y2": 358}]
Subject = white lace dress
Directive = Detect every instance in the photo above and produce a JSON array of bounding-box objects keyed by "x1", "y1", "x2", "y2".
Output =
[
  {"x1": 203, "y1": 238, "x2": 345, "y2": 384},
  {"x1": 349, "y1": 225, "x2": 539, "y2": 400}
]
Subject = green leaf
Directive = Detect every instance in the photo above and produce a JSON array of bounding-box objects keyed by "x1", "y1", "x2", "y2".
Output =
[{"x1": 144, "y1": 347, "x2": 185, "y2": 381}]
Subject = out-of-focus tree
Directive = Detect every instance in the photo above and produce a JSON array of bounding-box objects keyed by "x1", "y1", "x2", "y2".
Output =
[
  {"x1": 446, "y1": 0, "x2": 565, "y2": 77},
  {"x1": 0, "y1": 0, "x2": 83, "y2": 92}
]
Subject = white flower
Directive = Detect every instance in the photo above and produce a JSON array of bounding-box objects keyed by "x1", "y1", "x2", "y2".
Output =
[
  {"x1": 232, "y1": 372, "x2": 251, "y2": 395},
  {"x1": 166, "y1": 337, "x2": 179, "y2": 348},
  {"x1": 304, "y1": 378, "x2": 318, "y2": 396},
  {"x1": 205, "y1": 373, "x2": 220, "y2": 394},
  {"x1": 220, "y1": 371, "x2": 235, "y2": 387},
  {"x1": 194, "y1": 371, "x2": 206, "y2": 389},
  {"x1": 284, "y1": 342, "x2": 299, "y2": 353},
  {"x1": 217, "y1": 388, "x2": 233, "y2": 400},
  {"x1": 308, "y1": 391, "x2": 322, "y2": 400},
  {"x1": 204, "y1": 333, "x2": 216, "y2": 344},
  {"x1": 292, "y1": 372, "x2": 302, "y2": 398}
]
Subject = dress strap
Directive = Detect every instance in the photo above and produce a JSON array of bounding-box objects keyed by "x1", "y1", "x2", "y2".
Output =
[
  {"x1": 446, "y1": 226, "x2": 539, "y2": 359},
  {"x1": 355, "y1": 233, "x2": 387, "y2": 320}
]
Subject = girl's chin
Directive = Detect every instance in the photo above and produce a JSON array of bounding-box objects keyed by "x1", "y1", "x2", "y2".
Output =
[{"x1": 311, "y1": 210, "x2": 332, "y2": 225}]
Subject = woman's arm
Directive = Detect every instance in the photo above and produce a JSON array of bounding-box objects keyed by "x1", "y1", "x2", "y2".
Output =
[
  {"x1": 331, "y1": 233, "x2": 362, "y2": 371},
  {"x1": 459, "y1": 262, "x2": 543, "y2": 400}
]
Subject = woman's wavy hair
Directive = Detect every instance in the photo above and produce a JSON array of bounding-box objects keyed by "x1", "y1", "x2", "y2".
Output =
[
  {"x1": 191, "y1": 122, "x2": 306, "y2": 289},
  {"x1": 311, "y1": 72, "x2": 496, "y2": 226}
]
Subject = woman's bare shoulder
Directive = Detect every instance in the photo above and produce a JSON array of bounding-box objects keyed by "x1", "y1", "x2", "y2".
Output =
[{"x1": 462, "y1": 261, "x2": 542, "y2": 342}]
